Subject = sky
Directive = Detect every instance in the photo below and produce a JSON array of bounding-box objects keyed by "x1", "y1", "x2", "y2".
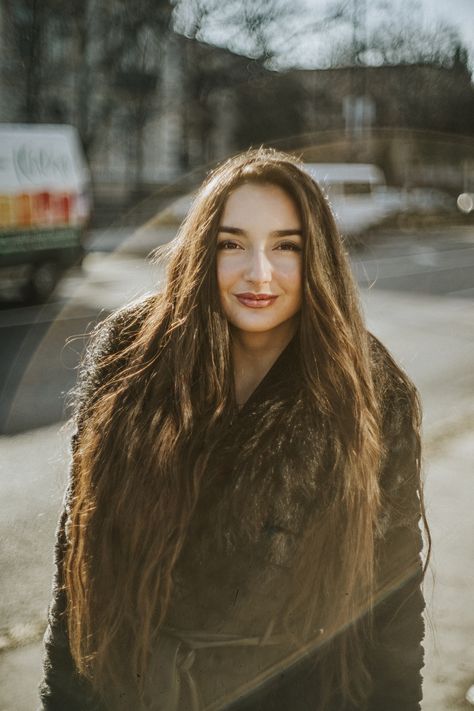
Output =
[
  {"x1": 289, "y1": 0, "x2": 474, "y2": 70},
  {"x1": 419, "y1": 0, "x2": 474, "y2": 53},
  {"x1": 176, "y1": 0, "x2": 474, "y2": 74}
]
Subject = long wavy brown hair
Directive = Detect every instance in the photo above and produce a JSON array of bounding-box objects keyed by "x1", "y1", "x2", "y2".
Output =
[{"x1": 65, "y1": 148, "x2": 427, "y2": 708}]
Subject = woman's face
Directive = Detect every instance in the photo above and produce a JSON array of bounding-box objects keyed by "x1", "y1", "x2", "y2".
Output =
[{"x1": 216, "y1": 182, "x2": 303, "y2": 342}]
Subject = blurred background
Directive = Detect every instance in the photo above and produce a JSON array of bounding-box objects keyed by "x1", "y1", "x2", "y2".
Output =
[{"x1": 0, "y1": 1, "x2": 473, "y2": 709}]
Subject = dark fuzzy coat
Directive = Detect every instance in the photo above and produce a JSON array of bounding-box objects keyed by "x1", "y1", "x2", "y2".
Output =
[{"x1": 39, "y1": 298, "x2": 425, "y2": 711}]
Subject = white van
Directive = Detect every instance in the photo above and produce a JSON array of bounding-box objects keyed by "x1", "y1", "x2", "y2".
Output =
[
  {"x1": 0, "y1": 124, "x2": 91, "y2": 301},
  {"x1": 304, "y1": 163, "x2": 399, "y2": 236}
]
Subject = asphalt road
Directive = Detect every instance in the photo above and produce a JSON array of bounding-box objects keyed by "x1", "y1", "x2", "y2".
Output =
[
  {"x1": 1, "y1": 225, "x2": 473, "y2": 434},
  {"x1": 0, "y1": 253, "x2": 163, "y2": 434},
  {"x1": 352, "y1": 226, "x2": 474, "y2": 299}
]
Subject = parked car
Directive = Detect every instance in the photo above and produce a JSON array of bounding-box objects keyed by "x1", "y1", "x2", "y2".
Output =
[
  {"x1": 402, "y1": 187, "x2": 454, "y2": 214},
  {"x1": 0, "y1": 124, "x2": 91, "y2": 302},
  {"x1": 303, "y1": 163, "x2": 400, "y2": 235}
]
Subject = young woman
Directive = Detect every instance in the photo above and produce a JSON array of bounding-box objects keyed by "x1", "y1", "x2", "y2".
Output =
[{"x1": 40, "y1": 148, "x2": 428, "y2": 710}]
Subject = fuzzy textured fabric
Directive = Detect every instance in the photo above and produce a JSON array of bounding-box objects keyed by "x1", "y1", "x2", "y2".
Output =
[{"x1": 39, "y1": 296, "x2": 425, "y2": 711}]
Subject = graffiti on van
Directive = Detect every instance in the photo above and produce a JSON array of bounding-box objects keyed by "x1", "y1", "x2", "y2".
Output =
[{"x1": 14, "y1": 143, "x2": 72, "y2": 186}]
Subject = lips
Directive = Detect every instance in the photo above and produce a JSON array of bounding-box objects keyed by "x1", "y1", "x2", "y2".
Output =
[{"x1": 235, "y1": 293, "x2": 278, "y2": 308}]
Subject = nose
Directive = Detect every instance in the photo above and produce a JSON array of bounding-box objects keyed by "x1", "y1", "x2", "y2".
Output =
[{"x1": 245, "y1": 248, "x2": 272, "y2": 284}]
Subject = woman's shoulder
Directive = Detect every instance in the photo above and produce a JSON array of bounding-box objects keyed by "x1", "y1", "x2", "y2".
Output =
[
  {"x1": 87, "y1": 292, "x2": 157, "y2": 356},
  {"x1": 367, "y1": 331, "x2": 422, "y2": 482},
  {"x1": 71, "y1": 293, "x2": 158, "y2": 422},
  {"x1": 367, "y1": 331, "x2": 420, "y2": 428},
  {"x1": 367, "y1": 333, "x2": 422, "y2": 517}
]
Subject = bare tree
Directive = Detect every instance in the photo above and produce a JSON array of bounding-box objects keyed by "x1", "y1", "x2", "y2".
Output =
[
  {"x1": 322, "y1": 1, "x2": 469, "y2": 70},
  {"x1": 173, "y1": 0, "x2": 294, "y2": 66},
  {"x1": 171, "y1": 0, "x2": 306, "y2": 165},
  {"x1": 2, "y1": 0, "x2": 52, "y2": 121},
  {"x1": 99, "y1": 1, "x2": 172, "y2": 186},
  {"x1": 3, "y1": 0, "x2": 172, "y2": 172}
]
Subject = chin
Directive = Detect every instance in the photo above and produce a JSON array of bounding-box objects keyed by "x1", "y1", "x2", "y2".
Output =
[{"x1": 229, "y1": 317, "x2": 297, "y2": 336}]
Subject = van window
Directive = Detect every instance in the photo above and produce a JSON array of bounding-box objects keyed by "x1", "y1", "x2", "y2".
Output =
[{"x1": 343, "y1": 182, "x2": 372, "y2": 195}]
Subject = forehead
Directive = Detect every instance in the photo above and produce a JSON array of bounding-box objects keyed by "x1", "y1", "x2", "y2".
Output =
[{"x1": 220, "y1": 182, "x2": 301, "y2": 229}]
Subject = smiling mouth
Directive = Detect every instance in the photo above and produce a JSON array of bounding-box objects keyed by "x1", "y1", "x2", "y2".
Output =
[{"x1": 235, "y1": 293, "x2": 278, "y2": 308}]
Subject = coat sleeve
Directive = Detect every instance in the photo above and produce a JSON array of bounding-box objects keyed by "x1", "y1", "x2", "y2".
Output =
[
  {"x1": 365, "y1": 359, "x2": 426, "y2": 710},
  {"x1": 38, "y1": 298, "x2": 153, "y2": 710}
]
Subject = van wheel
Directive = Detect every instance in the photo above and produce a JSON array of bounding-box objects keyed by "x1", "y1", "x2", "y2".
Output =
[{"x1": 24, "y1": 262, "x2": 59, "y2": 303}]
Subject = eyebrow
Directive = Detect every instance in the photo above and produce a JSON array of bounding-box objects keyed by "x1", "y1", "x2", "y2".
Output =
[{"x1": 218, "y1": 226, "x2": 303, "y2": 237}]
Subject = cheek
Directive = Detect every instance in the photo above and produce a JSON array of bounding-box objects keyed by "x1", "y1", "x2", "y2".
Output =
[
  {"x1": 217, "y1": 256, "x2": 239, "y2": 290},
  {"x1": 216, "y1": 257, "x2": 226, "y2": 291},
  {"x1": 278, "y1": 260, "x2": 302, "y2": 289}
]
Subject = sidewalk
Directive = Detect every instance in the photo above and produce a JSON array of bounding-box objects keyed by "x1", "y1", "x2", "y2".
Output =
[
  {"x1": 422, "y1": 426, "x2": 474, "y2": 710},
  {"x1": 1, "y1": 283, "x2": 473, "y2": 710}
]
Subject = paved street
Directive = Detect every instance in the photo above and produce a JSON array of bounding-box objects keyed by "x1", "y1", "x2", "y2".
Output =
[
  {"x1": 0, "y1": 253, "x2": 164, "y2": 433},
  {"x1": 0, "y1": 224, "x2": 473, "y2": 710},
  {"x1": 422, "y1": 427, "x2": 474, "y2": 710},
  {"x1": 353, "y1": 226, "x2": 474, "y2": 299}
]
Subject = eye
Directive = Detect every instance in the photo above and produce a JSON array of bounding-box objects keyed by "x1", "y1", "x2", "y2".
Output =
[
  {"x1": 217, "y1": 239, "x2": 242, "y2": 250},
  {"x1": 274, "y1": 241, "x2": 302, "y2": 252}
]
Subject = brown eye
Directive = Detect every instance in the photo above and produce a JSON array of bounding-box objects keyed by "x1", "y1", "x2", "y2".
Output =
[
  {"x1": 217, "y1": 240, "x2": 242, "y2": 250},
  {"x1": 275, "y1": 241, "x2": 302, "y2": 252}
]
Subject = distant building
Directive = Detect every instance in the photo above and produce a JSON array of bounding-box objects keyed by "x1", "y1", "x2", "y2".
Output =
[
  {"x1": 277, "y1": 61, "x2": 474, "y2": 187},
  {"x1": 285, "y1": 61, "x2": 474, "y2": 137},
  {"x1": 1, "y1": 7, "x2": 473, "y2": 195}
]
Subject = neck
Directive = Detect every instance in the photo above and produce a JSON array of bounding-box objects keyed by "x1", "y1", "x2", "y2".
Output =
[{"x1": 230, "y1": 318, "x2": 298, "y2": 406}]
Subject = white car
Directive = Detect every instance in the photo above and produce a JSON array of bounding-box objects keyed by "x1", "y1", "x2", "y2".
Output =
[{"x1": 303, "y1": 163, "x2": 399, "y2": 235}]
